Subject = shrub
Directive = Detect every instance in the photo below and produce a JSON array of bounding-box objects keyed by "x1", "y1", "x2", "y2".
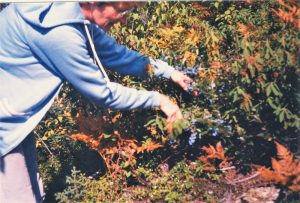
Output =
[{"x1": 35, "y1": 1, "x2": 299, "y2": 202}]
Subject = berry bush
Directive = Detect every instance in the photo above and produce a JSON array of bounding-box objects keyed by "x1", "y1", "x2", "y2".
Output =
[{"x1": 1, "y1": 1, "x2": 299, "y2": 202}]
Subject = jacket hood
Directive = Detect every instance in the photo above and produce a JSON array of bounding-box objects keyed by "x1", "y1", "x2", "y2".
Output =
[{"x1": 14, "y1": 2, "x2": 85, "y2": 28}]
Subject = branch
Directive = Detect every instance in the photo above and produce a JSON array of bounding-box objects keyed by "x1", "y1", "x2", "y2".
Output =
[
  {"x1": 219, "y1": 166, "x2": 236, "y2": 171},
  {"x1": 228, "y1": 172, "x2": 260, "y2": 185},
  {"x1": 35, "y1": 133, "x2": 54, "y2": 156}
]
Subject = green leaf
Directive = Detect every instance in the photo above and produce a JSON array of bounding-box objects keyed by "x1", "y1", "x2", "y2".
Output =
[
  {"x1": 144, "y1": 119, "x2": 155, "y2": 127},
  {"x1": 125, "y1": 171, "x2": 132, "y2": 177},
  {"x1": 214, "y1": 2, "x2": 219, "y2": 8},
  {"x1": 237, "y1": 87, "x2": 244, "y2": 95},
  {"x1": 132, "y1": 13, "x2": 139, "y2": 20},
  {"x1": 272, "y1": 83, "x2": 283, "y2": 97},
  {"x1": 157, "y1": 118, "x2": 164, "y2": 133},
  {"x1": 257, "y1": 56, "x2": 263, "y2": 65},
  {"x1": 103, "y1": 133, "x2": 111, "y2": 139},
  {"x1": 279, "y1": 111, "x2": 285, "y2": 123},
  {"x1": 57, "y1": 116, "x2": 63, "y2": 123},
  {"x1": 248, "y1": 65, "x2": 256, "y2": 78},
  {"x1": 123, "y1": 161, "x2": 130, "y2": 168},
  {"x1": 266, "y1": 83, "x2": 272, "y2": 96},
  {"x1": 267, "y1": 98, "x2": 277, "y2": 109},
  {"x1": 169, "y1": 119, "x2": 185, "y2": 140},
  {"x1": 233, "y1": 93, "x2": 238, "y2": 102}
]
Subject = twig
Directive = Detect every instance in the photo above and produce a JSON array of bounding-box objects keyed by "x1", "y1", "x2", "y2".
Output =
[
  {"x1": 35, "y1": 133, "x2": 54, "y2": 156},
  {"x1": 161, "y1": 155, "x2": 172, "y2": 164},
  {"x1": 229, "y1": 172, "x2": 260, "y2": 185},
  {"x1": 97, "y1": 150, "x2": 111, "y2": 174},
  {"x1": 132, "y1": 170, "x2": 151, "y2": 187},
  {"x1": 219, "y1": 166, "x2": 236, "y2": 171}
]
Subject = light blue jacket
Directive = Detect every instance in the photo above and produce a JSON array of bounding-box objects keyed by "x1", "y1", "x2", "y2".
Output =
[{"x1": 0, "y1": 3, "x2": 175, "y2": 156}]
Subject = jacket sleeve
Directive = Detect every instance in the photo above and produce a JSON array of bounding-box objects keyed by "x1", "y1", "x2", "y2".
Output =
[
  {"x1": 91, "y1": 24, "x2": 175, "y2": 79},
  {"x1": 28, "y1": 24, "x2": 160, "y2": 110}
]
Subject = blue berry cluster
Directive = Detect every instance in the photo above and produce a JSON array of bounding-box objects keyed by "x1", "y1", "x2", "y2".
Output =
[
  {"x1": 187, "y1": 81, "x2": 201, "y2": 97},
  {"x1": 210, "y1": 127, "x2": 219, "y2": 137},
  {"x1": 168, "y1": 138, "x2": 176, "y2": 145},
  {"x1": 166, "y1": 116, "x2": 233, "y2": 147},
  {"x1": 188, "y1": 130, "x2": 198, "y2": 145},
  {"x1": 175, "y1": 66, "x2": 202, "y2": 97},
  {"x1": 185, "y1": 119, "x2": 199, "y2": 146},
  {"x1": 175, "y1": 66, "x2": 198, "y2": 77}
]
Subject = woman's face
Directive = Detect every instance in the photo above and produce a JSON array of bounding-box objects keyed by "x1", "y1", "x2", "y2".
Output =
[{"x1": 82, "y1": 3, "x2": 135, "y2": 31}]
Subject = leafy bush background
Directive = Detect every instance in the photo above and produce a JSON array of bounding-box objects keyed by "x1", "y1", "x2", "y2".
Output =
[
  {"x1": 1, "y1": 1, "x2": 299, "y2": 202},
  {"x1": 35, "y1": 1, "x2": 300, "y2": 202}
]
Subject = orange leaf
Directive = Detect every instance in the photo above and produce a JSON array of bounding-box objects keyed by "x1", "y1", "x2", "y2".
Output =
[
  {"x1": 257, "y1": 141, "x2": 300, "y2": 191},
  {"x1": 245, "y1": 56, "x2": 257, "y2": 66},
  {"x1": 275, "y1": 141, "x2": 291, "y2": 159},
  {"x1": 137, "y1": 141, "x2": 162, "y2": 154},
  {"x1": 258, "y1": 166, "x2": 287, "y2": 184},
  {"x1": 258, "y1": 167, "x2": 277, "y2": 182},
  {"x1": 236, "y1": 22, "x2": 249, "y2": 35},
  {"x1": 271, "y1": 158, "x2": 283, "y2": 173},
  {"x1": 272, "y1": 0, "x2": 300, "y2": 29},
  {"x1": 70, "y1": 133, "x2": 100, "y2": 149},
  {"x1": 104, "y1": 147, "x2": 118, "y2": 155},
  {"x1": 201, "y1": 145, "x2": 215, "y2": 155},
  {"x1": 289, "y1": 184, "x2": 300, "y2": 191},
  {"x1": 242, "y1": 93, "x2": 252, "y2": 112},
  {"x1": 166, "y1": 122, "x2": 173, "y2": 135},
  {"x1": 202, "y1": 142, "x2": 227, "y2": 160},
  {"x1": 216, "y1": 141, "x2": 223, "y2": 153},
  {"x1": 112, "y1": 113, "x2": 121, "y2": 123}
]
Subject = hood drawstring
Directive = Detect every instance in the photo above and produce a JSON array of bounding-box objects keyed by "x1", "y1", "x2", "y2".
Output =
[{"x1": 84, "y1": 21, "x2": 110, "y2": 83}]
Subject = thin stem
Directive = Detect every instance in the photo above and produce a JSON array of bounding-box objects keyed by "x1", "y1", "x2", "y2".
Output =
[
  {"x1": 229, "y1": 172, "x2": 260, "y2": 185},
  {"x1": 35, "y1": 133, "x2": 54, "y2": 156}
]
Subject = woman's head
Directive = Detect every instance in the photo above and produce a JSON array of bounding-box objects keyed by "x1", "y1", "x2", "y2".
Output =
[{"x1": 80, "y1": 2, "x2": 143, "y2": 31}]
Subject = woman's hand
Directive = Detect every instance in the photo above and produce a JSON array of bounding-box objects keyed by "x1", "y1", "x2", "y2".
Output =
[
  {"x1": 159, "y1": 94, "x2": 183, "y2": 123},
  {"x1": 170, "y1": 70, "x2": 192, "y2": 91}
]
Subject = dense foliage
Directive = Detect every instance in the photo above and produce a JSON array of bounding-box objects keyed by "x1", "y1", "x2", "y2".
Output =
[{"x1": 1, "y1": 1, "x2": 299, "y2": 202}]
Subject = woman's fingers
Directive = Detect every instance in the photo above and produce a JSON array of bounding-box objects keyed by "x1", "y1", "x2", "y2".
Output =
[
  {"x1": 159, "y1": 94, "x2": 182, "y2": 123},
  {"x1": 170, "y1": 70, "x2": 192, "y2": 91}
]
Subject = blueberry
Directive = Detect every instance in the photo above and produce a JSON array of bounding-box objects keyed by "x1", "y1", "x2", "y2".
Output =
[
  {"x1": 175, "y1": 66, "x2": 183, "y2": 71},
  {"x1": 215, "y1": 119, "x2": 224, "y2": 124},
  {"x1": 188, "y1": 132, "x2": 197, "y2": 145},
  {"x1": 190, "y1": 119, "x2": 196, "y2": 125},
  {"x1": 168, "y1": 138, "x2": 175, "y2": 145}
]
